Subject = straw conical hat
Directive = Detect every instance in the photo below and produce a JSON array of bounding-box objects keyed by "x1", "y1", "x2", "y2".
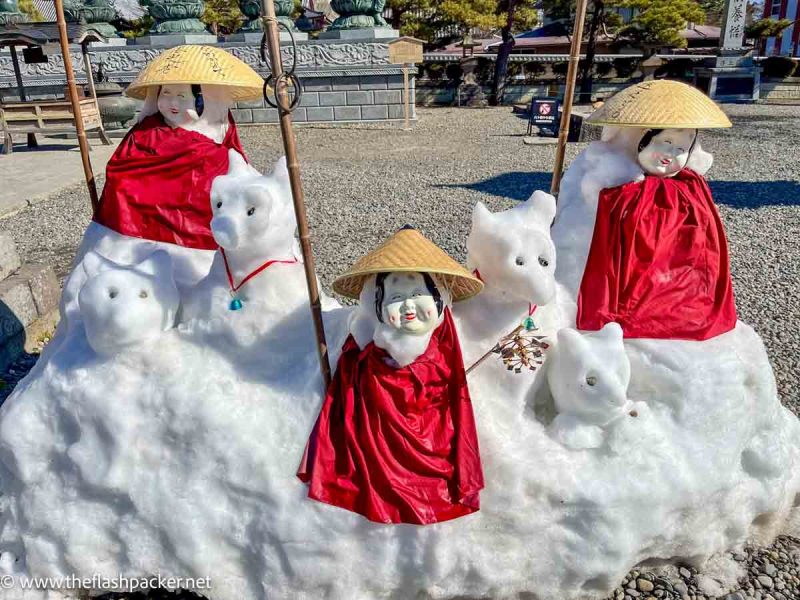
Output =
[
  {"x1": 333, "y1": 226, "x2": 483, "y2": 302},
  {"x1": 126, "y1": 45, "x2": 264, "y2": 101},
  {"x1": 586, "y1": 80, "x2": 732, "y2": 129}
]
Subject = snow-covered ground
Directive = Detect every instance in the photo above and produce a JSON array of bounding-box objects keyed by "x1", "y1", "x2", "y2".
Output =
[{"x1": 0, "y1": 123, "x2": 797, "y2": 600}]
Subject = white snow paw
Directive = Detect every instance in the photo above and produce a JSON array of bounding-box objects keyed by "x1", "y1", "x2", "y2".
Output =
[{"x1": 548, "y1": 414, "x2": 605, "y2": 450}]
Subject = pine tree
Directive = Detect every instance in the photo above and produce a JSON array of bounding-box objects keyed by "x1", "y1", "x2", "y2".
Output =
[
  {"x1": 18, "y1": 0, "x2": 44, "y2": 21},
  {"x1": 201, "y1": 0, "x2": 244, "y2": 35},
  {"x1": 384, "y1": 0, "x2": 540, "y2": 104},
  {"x1": 491, "y1": 0, "x2": 541, "y2": 105},
  {"x1": 540, "y1": 1, "x2": 623, "y2": 102},
  {"x1": 616, "y1": 0, "x2": 705, "y2": 49},
  {"x1": 698, "y1": 0, "x2": 724, "y2": 26},
  {"x1": 385, "y1": 0, "x2": 446, "y2": 40}
]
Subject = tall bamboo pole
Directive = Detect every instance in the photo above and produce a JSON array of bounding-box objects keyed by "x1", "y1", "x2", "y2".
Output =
[
  {"x1": 549, "y1": 0, "x2": 589, "y2": 198},
  {"x1": 54, "y1": 0, "x2": 99, "y2": 212},
  {"x1": 260, "y1": 0, "x2": 332, "y2": 389}
]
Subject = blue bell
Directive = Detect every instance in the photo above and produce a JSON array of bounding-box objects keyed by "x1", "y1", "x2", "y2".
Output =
[
  {"x1": 523, "y1": 316, "x2": 536, "y2": 331},
  {"x1": 229, "y1": 297, "x2": 243, "y2": 311}
]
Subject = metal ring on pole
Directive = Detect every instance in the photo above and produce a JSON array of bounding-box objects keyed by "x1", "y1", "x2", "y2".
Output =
[
  {"x1": 263, "y1": 72, "x2": 303, "y2": 112},
  {"x1": 260, "y1": 17, "x2": 301, "y2": 113},
  {"x1": 259, "y1": 18, "x2": 297, "y2": 74}
]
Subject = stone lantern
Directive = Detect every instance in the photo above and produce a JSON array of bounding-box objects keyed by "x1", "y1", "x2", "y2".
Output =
[
  {"x1": 143, "y1": 0, "x2": 209, "y2": 34},
  {"x1": 239, "y1": 0, "x2": 295, "y2": 31},
  {"x1": 231, "y1": 0, "x2": 307, "y2": 41},
  {"x1": 319, "y1": 0, "x2": 397, "y2": 40},
  {"x1": 80, "y1": 0, "x2": 121, "y2": 37},
  {"x1": 0, "y1": 0, "x2": 25, "y2": 25}
]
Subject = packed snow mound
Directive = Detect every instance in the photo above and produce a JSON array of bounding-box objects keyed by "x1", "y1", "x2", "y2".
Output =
[{"x1": 0, "y1": 141, "x2": 798, "y2": 600}]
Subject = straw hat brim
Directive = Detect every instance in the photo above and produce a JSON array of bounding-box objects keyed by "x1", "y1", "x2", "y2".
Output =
[
  {"x1": 125, "y1": 45, "x2": 264, "y2": 101},
  {"x1": 333, "y1": 228, "x2": 483, "y2": 302},
  {"x1": 586, "y1": 80, "x2": 732, "y2": 129}
]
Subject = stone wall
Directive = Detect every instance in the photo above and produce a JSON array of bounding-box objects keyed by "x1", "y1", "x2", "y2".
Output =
[
  {"x1": 760, "y1": 78, "x2": 800, "y2": 102},
  {"x1": 417, "y1": 81, "x2": 631, "y2": 107},
  {"x1": 0, "y1": 40, "x2": 417, "y2": 124},
  {"x1": 232, "y1": 70, "x2": 415, "y2": 124}
]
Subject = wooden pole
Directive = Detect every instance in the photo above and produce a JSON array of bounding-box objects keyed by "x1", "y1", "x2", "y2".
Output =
[
  {"x1": 54, "y1": 0, "x2": 99, "y2": 212},
  {"x1": 260, "y1": 0, "x2": 332, "y2": 389},
  {"x1": 549, "y1": 0, "x2": 589, "y2": 198},
  {"x1": 402, "y1": 64, "x2": 410, "y2": 130},
  {"x1": 9, "y1": 45, "x2": 26, "y2": 101},
  {"x1": 9, "y1": 45, "x2": 38, "y2": 149},
  {"x1": 81, "y1": 43, "x2": 111, "y2": 145}
]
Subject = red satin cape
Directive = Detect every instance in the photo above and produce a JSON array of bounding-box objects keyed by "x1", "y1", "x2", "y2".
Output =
[
  {"x1": 298, "y1": 309, "x2": 484, "y2": 525},
  {"x1": 93, "y1": 112, "x2": 246, "y2": 250},
  {"x1": 577, "y1": 169, "x2": 737, "y2": 340}
]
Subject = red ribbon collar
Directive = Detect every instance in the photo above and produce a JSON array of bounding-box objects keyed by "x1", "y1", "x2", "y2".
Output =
[{"x1": 221, "y1": 248, "x2": 297, "y2": 294}]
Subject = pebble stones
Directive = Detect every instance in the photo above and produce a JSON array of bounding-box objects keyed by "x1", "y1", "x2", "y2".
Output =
[{"x1": 605, "y1": 535, "x2": 800, "y2": 600}]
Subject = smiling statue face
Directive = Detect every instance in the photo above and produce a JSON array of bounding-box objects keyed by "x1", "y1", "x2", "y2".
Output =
[
  {"x1": 381, "y1": 272, "x2": 439, "y2": 335},
  {"x1": 637, "y1": 128, "x2": 696, "y2": 177},
  {"x1": 157, "y1": 84, "x2": 198, "y2": 128}
]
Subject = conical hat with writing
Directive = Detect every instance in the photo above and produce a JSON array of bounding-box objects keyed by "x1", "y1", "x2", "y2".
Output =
[
  {"x1": 126, "y1": 45, "x2": 263, "y2": 101},
  {"x1": 333, "y1": 226, "x2": 483, "y2": 302},
  {"x1": 586, "y1": 80, "x2": 732, "y2": 129}
]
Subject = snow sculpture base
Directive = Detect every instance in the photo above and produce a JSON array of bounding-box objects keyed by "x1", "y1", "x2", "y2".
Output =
[{"x1": 0, "y1": 137, "x2": 798, "y2": 600}]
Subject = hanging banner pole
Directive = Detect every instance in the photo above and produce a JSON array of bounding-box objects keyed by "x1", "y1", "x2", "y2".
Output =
[
  {"x1": 260, "y1": 0, "x2": 332, "y2": 389},
  {"x1": 550, "y1": 0, "x2": 589, "y2": 198},
  {"x1": 54, "y1": 0, "x2": 99, "y2": 212}
]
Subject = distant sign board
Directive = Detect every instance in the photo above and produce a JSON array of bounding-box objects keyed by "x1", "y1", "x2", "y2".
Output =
[
  {"x1": 528, "y1": 98, "x2": 559, "y2": 137},
  {"x1": 388, "y1": 37, "x2": 424, "y2": 65}
]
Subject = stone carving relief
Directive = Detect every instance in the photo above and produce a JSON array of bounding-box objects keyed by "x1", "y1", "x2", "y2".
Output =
[{"x1": 0, "y1": 42, "x2": 390, "y2": 88}]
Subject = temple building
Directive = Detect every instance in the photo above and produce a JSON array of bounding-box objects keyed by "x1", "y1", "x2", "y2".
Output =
[{"x1": 763, "y1": 0, "x2": 799, "y2": 56}]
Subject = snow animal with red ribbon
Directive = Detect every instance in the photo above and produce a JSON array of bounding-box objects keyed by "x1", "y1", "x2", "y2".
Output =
[
  {"x1": 181, "y1": 150, "x2": 301, "y2": 323},
  {"x1": 178, "y1": 149, "x2": 346, "y2": 381}
]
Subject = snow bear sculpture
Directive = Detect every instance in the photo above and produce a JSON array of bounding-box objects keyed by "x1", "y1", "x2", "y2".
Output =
[
  {"x1": 456, "y1": 190, "x2": 559, "y2": 361},
  {"x1": 547, "y1": 323, "x2": 637, "y2": 449},
  {"x1": 455, "y1": 191, "x2": 564, "y2": 426},
  {"x1": 77, "y1": 250, "x2": 180, "y2": 357},
  {"x1": 180, "y1": 150, "x2": 312, "y2": 327}
]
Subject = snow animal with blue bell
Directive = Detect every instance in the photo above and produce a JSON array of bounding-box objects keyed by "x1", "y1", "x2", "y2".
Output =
[
  {"x1": 183, "y1": 150, "x2": 309, "y2": 324},
  {"x1": 454, "y1": 190, "x2": 567, "y2": 424}
]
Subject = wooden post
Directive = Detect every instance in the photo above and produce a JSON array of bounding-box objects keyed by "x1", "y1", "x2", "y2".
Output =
[
  {"x1": 54, "y1": 0, "x2": 100, "y2": 212},
  {"x1": 81, "y1": 42, "x2": 112, "y2": 146},
  {"x1": 402, "y1": 64, "x2": 410, "y2": 130},
  {"x1": 9, "y1": 45, "x2": 26, "y2": 101},
  {"x1": 549, "y1": 0, "x2": 589, "y2": 198},
  {"x1": 9, "y1": 45, "x2": 37, "y2": 149},
  {"x1": 260, "y1": 0, "x2": 331, "y2": 389}
]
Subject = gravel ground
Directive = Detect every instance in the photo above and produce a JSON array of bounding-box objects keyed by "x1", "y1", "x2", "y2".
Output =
[{"x1": 1, "y1": 104, "x2": 799, "y2": 600}]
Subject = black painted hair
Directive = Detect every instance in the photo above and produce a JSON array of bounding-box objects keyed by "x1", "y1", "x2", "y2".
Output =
[
  {"x1": 191, "y1": 84, "x2": 205, "y2": 117},
  {"x1": 638, "y1": 128, "x2": 699, "y2": 156},
  {"x1": 374, "y1": 272, "x2": 444, "y2": 323}
]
